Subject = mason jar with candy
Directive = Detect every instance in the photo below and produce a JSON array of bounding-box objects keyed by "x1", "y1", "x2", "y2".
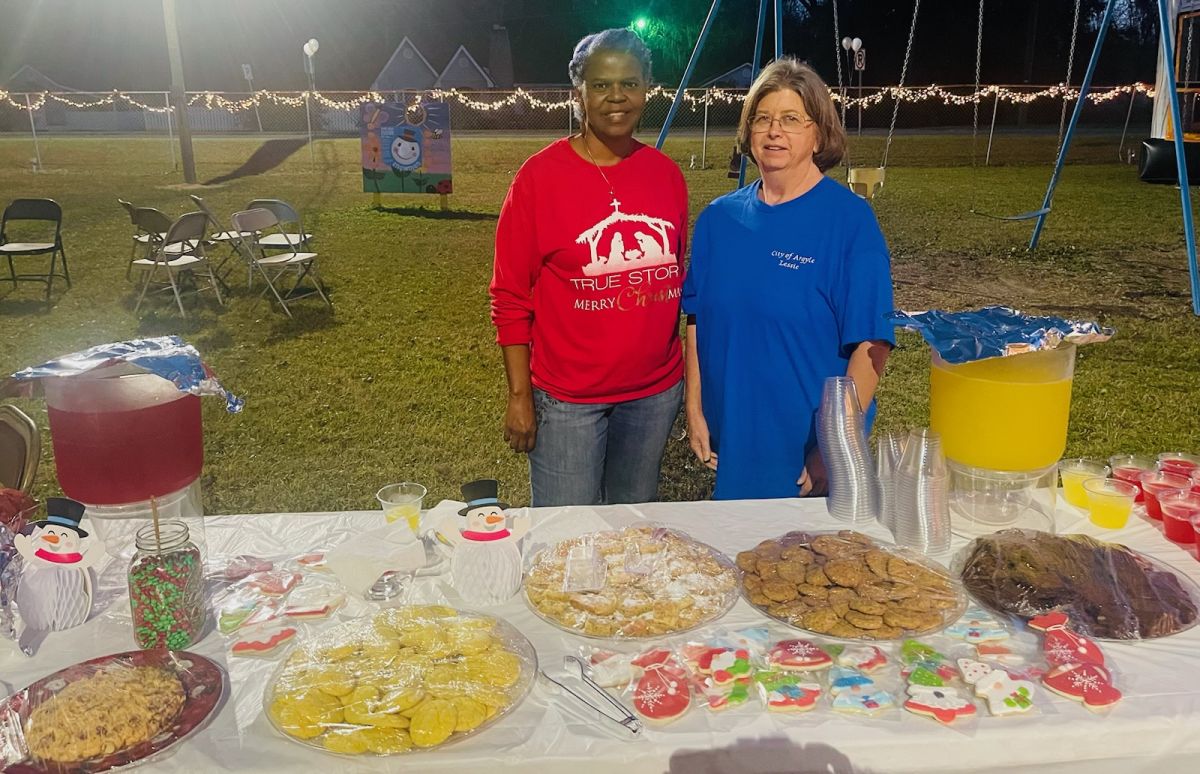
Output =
[{"x1": 127, "y1": 520, "x2": 205, "y2": 649}]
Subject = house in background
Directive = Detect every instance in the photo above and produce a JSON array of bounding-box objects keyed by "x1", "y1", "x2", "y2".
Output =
[{"x1": 373, "y1": 25, "x2": 511, "y2": 92}]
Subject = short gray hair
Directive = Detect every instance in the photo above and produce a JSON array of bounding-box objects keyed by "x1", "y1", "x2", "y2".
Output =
[{"x1": 568, "y1": 28, "x2": 653, "y2": 89}]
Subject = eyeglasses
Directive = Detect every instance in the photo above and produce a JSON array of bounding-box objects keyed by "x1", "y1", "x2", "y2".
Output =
[{"x1": 749, "y1": 113, "x2": 814, "y2": 133}]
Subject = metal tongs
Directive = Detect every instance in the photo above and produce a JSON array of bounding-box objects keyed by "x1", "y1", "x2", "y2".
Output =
[{"x1": 540, "y1": 655, "x2": 642, "y2": 736}]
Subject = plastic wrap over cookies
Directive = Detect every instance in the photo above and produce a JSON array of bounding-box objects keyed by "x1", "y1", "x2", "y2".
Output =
[
  {"x1": 955, "y1": 529, "x2": 1200, "y2": 640},
  {"x1": 4, "y1": 335, "x2": 243, "y2": 412},
  {"x1": 737, "y1": 530, "x2": 966, "y2": 641},
  {"x1": 1, "y1": 649, "x2": 223, "y2": 772},
  {"x1": 888, "y1": 306, "x2": 1114, "y2": 364},
  {"x1": 523, "y1": 525, "x2": 740, "y2": 640},
  {"x1": 264, "y1": 606, "x2": 536, "y2": 756}
]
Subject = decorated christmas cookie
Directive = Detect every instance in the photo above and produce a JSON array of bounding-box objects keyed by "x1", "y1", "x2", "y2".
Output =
[
  {"x1": 232, "y1": 624, "x2": 298, "y2": 657},
  {"x1": 1041, "y1": 663, "x2": 1121, "y2": 712},
  {"x1": 755, "y1": 672, "x2": 821, "y2": 713},
  {"x1": 956, "y1": 658, "x2": 993, "y2": 686},
  {"x1": 829, "y1": 666, "x2": 894, "y2": 714},
  {"x1": 224, "y1": 555, "x2": 274, "y2": 581},
  {"x1": 634, "y1": 664, "x2": 691, "y2": 724},
  {"x1": 945, "y1": 607, "x2": 1009, "y2": 644},
  {"x1": 975, "y1": 642, "x2": 1022, "y2": 664},
  {"x1": 705, "y1": 648, "x2": 753, "y2": 686},
  {"x1": 903, "y1": 684, "x2": 977, "y2": 724},
  {"x1": 905, "y1": 666, "x2": 946, "y2": 687},
  {"x1": 768, "y1": 639, "x2": 832, "y2": 671},
  {"x1": 246, "y1": 570, "x2": 303, "y2": 596},
  {"x1": 1029, "y1": 612, "x2": 1105, "y2": 668},
  {"x1": 589, "y1": 651, "x2": 641, "y2": 689},
  {"x1": 973, "y1": 670, "x2": 1037, "y2": 716},
  {"x1": 836, "y1": 645, "x2": 888, "y2": 673}
]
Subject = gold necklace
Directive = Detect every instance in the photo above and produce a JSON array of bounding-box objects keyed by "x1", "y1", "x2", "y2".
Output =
[{"x1": 580, "y1": 132, "x2": 617, "y2": 202}]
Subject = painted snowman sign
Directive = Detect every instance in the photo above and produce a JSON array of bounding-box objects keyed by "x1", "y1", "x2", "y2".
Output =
[
  {"x1": 443, "y1": 479, "x2": 530, "y2": 606},
  {"x1": 13, "y1": 498, "x2": 97, "y2": 631}
]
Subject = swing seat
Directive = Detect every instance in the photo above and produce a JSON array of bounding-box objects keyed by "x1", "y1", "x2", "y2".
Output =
[
  {"x1": 847, "y1": 167, "x2": 885, "y2": 200},
  {"x1": 971, "y1": 206, "x2": 1051, "y2": 222}
]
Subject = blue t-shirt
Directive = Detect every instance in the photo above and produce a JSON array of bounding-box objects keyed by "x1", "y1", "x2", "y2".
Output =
[{"x1": 681, "y1": 177, "x2": 896, "y2": 500}]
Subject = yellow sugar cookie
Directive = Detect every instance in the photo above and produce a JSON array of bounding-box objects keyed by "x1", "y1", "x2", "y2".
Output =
[
  {"x1": 450, "y1": 696, "x2": 488, "y2": 732},
  {"x1": 291, "y1": 689, "x2": 344, "y2": 725},
  {"x1": 409, "y1": 699, "x2": 458, "y2": 748},
  {"x1": 471, "y1": 650, "x2": 521, "y2": 688},
  {"x1": 269, "y1": 699, "x2": 324, "y2": 740},
  {"x1": 322, "y1": 727, "x2": 372, "y2": 755},
  {"x1": 363, "y1": 726, "x2": 413, "y2": 754},
  {"x1": 449, "y1": 627, "x2": 496, "y2": 656},
  {"x1": 469, "y1": 685, "x2": 512, "y2": 709},
  {"x1": 379, "y1": 687, "x2": 426, "y2": 714},
  {"x1": 312, "y1": 668, "x2": 356, "y2": 697}
]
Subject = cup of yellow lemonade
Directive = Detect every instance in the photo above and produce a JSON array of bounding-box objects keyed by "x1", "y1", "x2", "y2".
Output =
[
  {"x1": 1083, "y1": 478, "x2": 1138, "y2": 529},
  {"x1": 376, "y1": 482, "x2": 427, "y2": 533},
  {"x1": 1058, "y1": 459, "x2": 1110, "y2": 510}
]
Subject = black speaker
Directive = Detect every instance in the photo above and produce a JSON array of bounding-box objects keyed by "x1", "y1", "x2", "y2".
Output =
[{"x1": 1138, "y1": 138, "x2": 1200, "y2": 184}]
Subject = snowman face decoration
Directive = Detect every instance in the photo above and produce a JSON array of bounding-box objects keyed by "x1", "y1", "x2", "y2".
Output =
[
  {"x1": 390, "y1": 134, "x2": 422, "y2": 170},
  {"x1": 33, "y1": 525, "x2": 80, "y2": 554},
  {"x1": 464, "y1": 505, "x2": 508, "y2": 539}
]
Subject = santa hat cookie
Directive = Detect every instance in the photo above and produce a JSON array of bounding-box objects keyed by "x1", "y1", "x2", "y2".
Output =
[
  {"x1": 903, "y1": 684, "x2": 977, "y2": 724},
  {"x1": 768, "y1": 639, "x2": 832, "y2": 671},
  {"x1": 835, "y1": 645, "x2": 888, "y2": 673}
]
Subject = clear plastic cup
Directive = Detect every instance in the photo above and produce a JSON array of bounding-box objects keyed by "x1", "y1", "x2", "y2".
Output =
[
  {"x1": 1160, "y1": 491, "x2": 1200, "y2": 544},
  {"x1": 1058, "y1": 459, "x2": 1110, "y2": 510},
  {"x1": 1140, "y1": 471, "x2": 1191, "y2": 521},
  {"x1": 1109, "y1": 455, "x2": 1156, "y2": 503},
  {"x1": 376, "y1": 482, "x2": 427, "y2": 533},
  {"x1": 1158, "y1": 452, "x2": 1200, "y2": 478},
  {"x1": 1083, "y1": 478, "x2": 1138, "y2": 529}
]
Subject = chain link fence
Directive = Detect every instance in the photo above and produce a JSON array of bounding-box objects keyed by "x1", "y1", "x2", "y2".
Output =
[{"x1": 0, "y1": 86, "x2": 1154, "y2": 172}]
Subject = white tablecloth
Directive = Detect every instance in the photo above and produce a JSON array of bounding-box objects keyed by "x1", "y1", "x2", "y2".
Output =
[{"x1": 5, "y1": 498, "x2": 1200, "y2": 774}]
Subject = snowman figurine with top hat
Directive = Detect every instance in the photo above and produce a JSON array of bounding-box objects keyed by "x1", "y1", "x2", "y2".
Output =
[
  {"x1": 14, "y1": 497, "x2": 97, "y2": 631},
  {"x1": 444, "y1": 479, "x2": 530, "y2": 606}
]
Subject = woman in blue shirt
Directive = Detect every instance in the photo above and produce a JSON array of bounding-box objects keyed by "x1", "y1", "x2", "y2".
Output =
[{"x1": 681, "y1": 58, "x2": 895, "y2": 500}]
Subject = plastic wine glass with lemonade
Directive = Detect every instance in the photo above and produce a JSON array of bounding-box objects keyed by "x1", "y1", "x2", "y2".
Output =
[{"x1": 376, "y1": 483, "x2": 427, "y2": 533}]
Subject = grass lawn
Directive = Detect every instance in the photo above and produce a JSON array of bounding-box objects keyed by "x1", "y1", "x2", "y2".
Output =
[{"x1": 0, "y1": 131, "x2": 1198, "y2": 514}]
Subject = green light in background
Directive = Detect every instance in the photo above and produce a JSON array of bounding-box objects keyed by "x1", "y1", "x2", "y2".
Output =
[{"x1": 632, "y1": 17, "x2": 650, "y2": 32}]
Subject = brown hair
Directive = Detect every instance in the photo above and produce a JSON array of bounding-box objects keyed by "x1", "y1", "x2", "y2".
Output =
[{"x1": 736, "y1": 58, "x2": 845, "y2": 172}]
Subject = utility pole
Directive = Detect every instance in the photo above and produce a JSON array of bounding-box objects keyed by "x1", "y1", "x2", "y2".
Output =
[{"x1": 162, "y1": 0, "x2": 197, "y2": 183}]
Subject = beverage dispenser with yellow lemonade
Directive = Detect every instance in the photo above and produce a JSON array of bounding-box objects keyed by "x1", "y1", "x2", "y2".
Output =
[{"x1": 891, "y1": 308, "x2": 1113, "y2": 536}]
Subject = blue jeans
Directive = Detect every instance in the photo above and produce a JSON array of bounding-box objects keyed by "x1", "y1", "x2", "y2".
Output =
[{"x1": 529, "y1": 380, "x2": 683, "y2": 507}]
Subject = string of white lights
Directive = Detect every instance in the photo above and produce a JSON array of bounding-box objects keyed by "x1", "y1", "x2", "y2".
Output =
[{"x1": 0, "y1": 83, "x2": 1156, "y2": 115}]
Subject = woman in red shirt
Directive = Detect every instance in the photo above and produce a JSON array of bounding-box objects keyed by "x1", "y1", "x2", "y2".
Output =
[{"x1": 490, "y1": 28, "x2": 688, "y2": 506}]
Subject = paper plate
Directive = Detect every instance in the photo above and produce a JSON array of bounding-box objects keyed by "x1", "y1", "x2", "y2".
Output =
[
  {"x1": 737, "y1": 530, "x2": 968, "y2": 643},
  {"x1": 1, "y1": 649, "x2": 224, "y2": 773}
]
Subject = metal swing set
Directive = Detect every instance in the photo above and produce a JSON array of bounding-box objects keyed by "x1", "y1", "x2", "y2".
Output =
[{"x1": 653, "y1": 0, "x2": 1200, "y2": 316}]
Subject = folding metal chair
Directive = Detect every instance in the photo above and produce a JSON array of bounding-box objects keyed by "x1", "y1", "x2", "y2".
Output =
[
  {"x1": 231, "y1": 207, "x2": 332, "y2": 317},
  {"x1": 246, "y1": 199, "x2": 313, "y2": 251},
  {"x1": 189, "y1": 194, "x2": 252, "y2": 289},
  {"x1": 0, "y1": 198, "x2": 69, "y2": 301},
  {"x1": 133, "y1": 211, "x2": 224, "y2": 317},
  {"x1": 127, "y1": 207, "x2": 172, "y2": 280},
  {"x1": 0, "y1": 404, "x2": 40, "y2": 492}
]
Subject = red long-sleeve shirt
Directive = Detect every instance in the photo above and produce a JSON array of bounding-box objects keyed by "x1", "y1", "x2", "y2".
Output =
[{"x1": 490, "y1": 138, "x2": 687, "y2": 403}]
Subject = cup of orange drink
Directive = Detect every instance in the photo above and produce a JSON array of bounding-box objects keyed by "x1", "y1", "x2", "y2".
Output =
[
  {"x1": 376, "y1": 482, "x2": 427, "y2": 533},
  {"x1": 1083, "y1": 478, "x2": 1138, "y2": 529}
]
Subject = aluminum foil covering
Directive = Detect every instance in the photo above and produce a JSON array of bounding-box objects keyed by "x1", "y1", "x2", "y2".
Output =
[
  {"x1": 888, "y1": 306, "x2": 1114, "y2": 365},
  {"x1": 3, "y1": 336, "x2": 243, "y2": 412}
]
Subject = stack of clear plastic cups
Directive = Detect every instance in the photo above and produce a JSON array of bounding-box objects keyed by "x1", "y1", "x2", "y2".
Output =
[
  {"x1": 875, "y1": 432, "x2": 908, "y2": 537},
  {"x1": 892, "y1": 428, "x2": 951, "y2": 555},
  {"x1": 817, "y1": 377, "x2": 879, "y2": 525}
]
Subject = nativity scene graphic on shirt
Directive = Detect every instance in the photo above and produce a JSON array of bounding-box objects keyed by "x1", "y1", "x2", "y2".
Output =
[{"x1": 576, "y1": 198, "x2": 677, "y2": 277}]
